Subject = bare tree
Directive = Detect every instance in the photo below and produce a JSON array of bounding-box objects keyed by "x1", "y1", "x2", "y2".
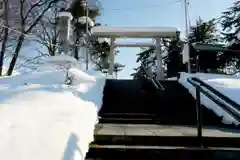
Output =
[
  {"x1": 6, "y1": 0, "x2": 61, "y2": 76},
  {"x1": 35, "y1": 4, "x2": 60, "y2": 57},
  {"x1": 0, "y1": 0, "x2": 9, "y2": 76}
]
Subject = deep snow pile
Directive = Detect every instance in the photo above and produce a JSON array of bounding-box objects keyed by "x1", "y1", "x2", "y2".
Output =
[
  {"x1": 0, "y1": 55, "x2": 106, "y2": 160},
  {"x1": 179, "y1": 72, "x2": 240, "y2": 126}
]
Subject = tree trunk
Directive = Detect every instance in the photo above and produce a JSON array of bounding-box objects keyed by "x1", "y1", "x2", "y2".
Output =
[
  {"x1": 0, "y1": 27, "x2": 9, "y2": 76},
  {"x1": 0, "y1": 0, "x2": 9, "y2": 76},
  {"x1": 74, "y1": 37, "x2": 79, "y2": 60},
  {"x1": 7, "y1": 35, "x2": 24, "y2": 76},
  {"x1": 101, "y1": 56, "x2": 108, "y2": 69},
  {"x1": 52, "y1": 39, "x2": 57, "y2": 56},
  {"x1": 74, "y1": 31, "x2": 80, "y2": 60}
]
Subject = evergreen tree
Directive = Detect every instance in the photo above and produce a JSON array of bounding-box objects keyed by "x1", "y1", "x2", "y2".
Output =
[
  {"x1": 221, "y1": 1, "x2": 240, "y2": 42},
  {"x1": 220, "y1": 1, "x2": 240, "y2": 72},
  {"x1": 69, "y1": 1, "x2": 125, "y2": 73},
  {"x1": 69, "y1": 0, "x2": 100, "y2": 60},
  {"x1": 188, "y1": 17, "x2": 220, "y2": 72},
  {"x1": 189, "y1": 17, "x2": 219, "y2": 44},
  {"x1": 131, "y1": 47, "x2": 155, "y2": 79},
  {"x1": 165, "y1": 36, "x2": 184, "y2": 77},
  {"x1": 113, "y1": 63, "x2": 125, "y2": 78},
  {"x1": 131, "y1": 65, "x2": 148, "y2": 80},
  {"x1": 132, "y1": 37, "x2": 183, "y2": 79}
]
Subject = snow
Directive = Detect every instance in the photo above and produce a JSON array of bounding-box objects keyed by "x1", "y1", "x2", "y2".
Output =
[
  {"x1": 179, "y1": 72, "x2": 240, "y2": 126},
  {"x1": 78, "y1": 16, "x2": 95, "y2": 27},
  {"x1": 233, "y1": 71, "x2": 240, "y2": 77},
  {"x1": 4, "y1": 53, "x2": 240, "y2": 159},
  {"x1": 114, "y1": 42, "x2": 156, "y2": 47},
  {"x1": 1, "y1": 65, "x2": 20, "y2": 76},
  {"x1": 0, "y1": 56, "x2": 106, "y2": 160},
  {"x1": 167, "y1": 77, "x2": 178, "y2": 80},
  {"x1": 91, "y1": 26, "x2": 179, "y2": 38},
  {"x1": 58, "y1": 11, "x2": 73, "y2": 20},
  {"x1": 46, "y1": 54, "x2": 79, "y2": 65}
]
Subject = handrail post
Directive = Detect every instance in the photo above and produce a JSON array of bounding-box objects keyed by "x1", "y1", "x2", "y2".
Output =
[{"x1": 196, "y1": 85, "x2": 203, "y2": 147}]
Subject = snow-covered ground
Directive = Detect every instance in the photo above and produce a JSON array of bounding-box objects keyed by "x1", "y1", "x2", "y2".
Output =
[
  {"x1": 179, "y1": 72, "x2": 240, "y2": 126},
  {"x1": 2, "y1": 54, "x2": 240, "y2": 160},
  {"x1": 0, "y1": 55, "x2": 106, "y2": 160},
  {"x1": 2, "y1": 65, "x2": 20, "y2": 76}
]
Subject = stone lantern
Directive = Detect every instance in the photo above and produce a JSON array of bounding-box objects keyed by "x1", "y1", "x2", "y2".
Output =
[{"x1": 58, "y1": 11, "x2": 73, "y2": 55}]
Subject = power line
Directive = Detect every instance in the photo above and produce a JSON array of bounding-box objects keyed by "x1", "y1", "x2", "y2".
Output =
[
  {"x1": 0, "y1": 24, "x2": 62, "y2": 48},
  {"x1": 1, "y1": 25, "x2": 30, "y2": 37},
  {"x1": 0, "y1": 0, "x2": 188, "y2": 48},
  {"x1": 101, "y1": 0, "x2": 182, "y2": 12},
  {"x1": 0, "y1": 23, "x2": 99, "y2": 52}
]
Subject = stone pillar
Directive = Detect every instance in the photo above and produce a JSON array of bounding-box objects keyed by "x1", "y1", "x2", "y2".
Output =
[
  {"x1": 108, "y1": 37, "x2": 115, "y2": 75},
  {"x1": 155, "y1": 37, "x2": 164, "y2": 80},
  {"x1": 146, "y1": 64, "x2": 153, "y2": 78},
  {"x1": 58, "y1": 11, "x2": 73, "y2": 55}
]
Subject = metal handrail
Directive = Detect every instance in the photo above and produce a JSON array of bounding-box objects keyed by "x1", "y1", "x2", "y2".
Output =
[
  {"x1": 187, "y1": 77, "x2": 240, "y2": 146},
  {"x1": 142, "y1": 65, "x2": 164, "y2": 90},
  {"x1": 188, "y1": 77, "x2": 240, "y2": 120},
  {"x1": 151, "y1": 78, "x2": 160, "y2": 89},
  {"x1": 153, "y1": 75, "x2": 165, "y2": 90}
]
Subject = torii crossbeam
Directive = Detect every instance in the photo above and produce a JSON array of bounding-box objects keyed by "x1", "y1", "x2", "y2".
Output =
[{"x1": 91, "y1": 26, "x2": 180, "y2": 79}]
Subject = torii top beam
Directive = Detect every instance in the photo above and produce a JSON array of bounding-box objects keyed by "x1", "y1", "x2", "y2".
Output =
[
  {"x1": 114, "y1": 42, "x2": 156, "y2": 47},
  {"x1": 98, "y1": 38, "x2": 156, "y2": 47},
  {"x1": 91, "y1": 26, "x2": 180, "y2": 38}
]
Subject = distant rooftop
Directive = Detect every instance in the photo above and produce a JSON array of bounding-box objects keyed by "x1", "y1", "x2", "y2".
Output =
[
  {"x1": 192, "y1": 43, "x2": 227, "y2": 51},
  {"x1": 192, "y1": 43, "x2": 240, "y2": 55}
]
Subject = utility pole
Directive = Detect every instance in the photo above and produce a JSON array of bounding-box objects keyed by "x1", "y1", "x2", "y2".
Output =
[{"x1": 184, "y1": 0, "x2": 191, "y2": 73}]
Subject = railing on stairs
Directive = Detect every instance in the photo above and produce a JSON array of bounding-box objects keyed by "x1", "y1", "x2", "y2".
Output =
[
  {"x1": 153, "y1": 74, "x2": 165, "y2": 90},
  {"x1": 142, "y1": 65, "x2": 165, "y2": 90},
  {"x1": 187, "y1": 77, "x2": 240, "y2": 147}
]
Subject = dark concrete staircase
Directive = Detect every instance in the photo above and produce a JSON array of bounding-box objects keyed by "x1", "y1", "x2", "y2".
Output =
[
  {"x1": 99, "y1": 79, "x2": 223, "y2": 126},
  {"x1": 87, "y1": 79, "x2": 240, "y2": 160}
]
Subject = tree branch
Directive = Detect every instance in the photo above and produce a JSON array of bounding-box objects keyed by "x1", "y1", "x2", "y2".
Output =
[{"x1": 25, "y1": 0, "x2": 60, "y2": 33}]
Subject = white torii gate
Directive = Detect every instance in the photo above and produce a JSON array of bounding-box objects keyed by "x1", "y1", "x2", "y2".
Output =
[{"x1": 91, "y1": 26, "x2": 179, "y2": 79}]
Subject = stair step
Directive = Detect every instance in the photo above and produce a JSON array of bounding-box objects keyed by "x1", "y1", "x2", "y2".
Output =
[
  {"x1": 86, "y1": 146, "x2": 240, "y2": 160},
  {"x1": 93, "y1": 135, "x2": 240, "y2": 148},
  {"x1": 89, "y1": 144, "x2": 240, "y2": 151},
  {"x1": 102, "y1": 113, "x2": 157, "y2": 116},
  {"x1": 101, "y1": 113, "x2": 158, "y2": 118},
  {"x1": 99, "y1": 118, "x2": 161, "y2": 124}
]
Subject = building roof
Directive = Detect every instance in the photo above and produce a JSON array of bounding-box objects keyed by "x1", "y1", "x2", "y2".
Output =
[{"x1": 192, "y1": 43, "x2": 227, "y2": 51}]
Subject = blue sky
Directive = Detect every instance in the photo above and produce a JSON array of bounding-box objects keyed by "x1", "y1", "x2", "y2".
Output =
[{"x1": 97, "y1": 0, "x2": 235, "y2": 79}]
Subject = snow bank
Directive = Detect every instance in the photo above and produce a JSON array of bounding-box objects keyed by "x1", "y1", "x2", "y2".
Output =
[
  {"x1": 46, "y1": 55, "x2": 79, "y2": 65},
  {"x1": 179, "y1": 72, "x2": 240, "y2": 125},
  {"x1": 0, "y1": 56, "x2": 106, "y2": 160},
  {"x1": 167, "y1": 77, "x2": 178, "y2": 80}
]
